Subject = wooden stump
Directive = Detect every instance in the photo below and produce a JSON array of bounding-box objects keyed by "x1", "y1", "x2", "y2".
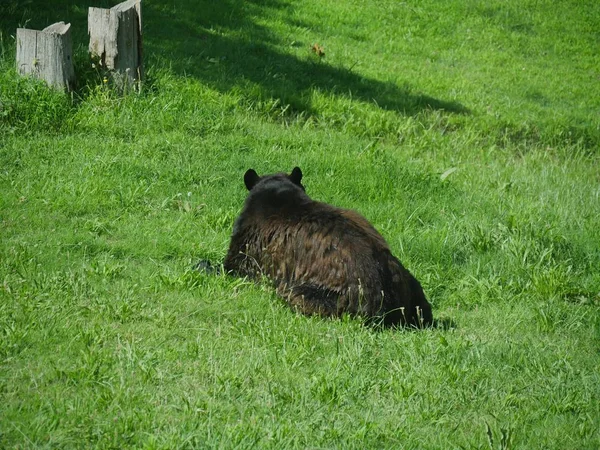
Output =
[
  {"x1": 16, "y1": 22, "x2": 75, "y2": 91},
  {"x1": 88, "y1": 0, "x2": 143, "y2": 91}
]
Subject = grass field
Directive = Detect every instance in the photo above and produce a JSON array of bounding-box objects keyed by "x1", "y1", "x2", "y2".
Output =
[{"x1": 1, "y1": 0, "x2": 599, "y2": 448}]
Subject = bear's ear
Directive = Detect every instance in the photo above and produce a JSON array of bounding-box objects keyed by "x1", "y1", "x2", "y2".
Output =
[
  {"x1": 289, "y1": 167, "x2": 303, "y2": 185},
  {"x1": 244, "y1": 169, "x2": 260, "y2": 191}
]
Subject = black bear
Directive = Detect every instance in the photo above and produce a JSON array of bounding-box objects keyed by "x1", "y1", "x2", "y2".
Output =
[{"x1": 223, "y1": 167, "x2": 433, "y2": 328}]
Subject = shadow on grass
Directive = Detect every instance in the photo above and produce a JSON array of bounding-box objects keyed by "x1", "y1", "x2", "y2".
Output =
[
  {"x1": 144, "y1": 0, "x2": 469, "y2": 117},
  {"x1": 1, "y1": 0, "x2": 468, "y2": 118}
]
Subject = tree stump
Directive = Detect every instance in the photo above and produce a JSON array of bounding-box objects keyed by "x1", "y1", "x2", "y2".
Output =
[
  {"x1": 16, "y1": 22, "x2": 75, "y2": 91},
  {"x1": 88, "y1": 0, "x2": 143, "y2": 91}
]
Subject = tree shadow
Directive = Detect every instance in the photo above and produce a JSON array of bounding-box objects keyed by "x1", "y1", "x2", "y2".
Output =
[
  {"x1": 1, "y1": 0, "x2": 469, "y2": 117},
  {"x1": 0, "y1": 1, "x2": 111, "y2": 39},
  {"x1": 144, "y1": 0, "x2": 469, "y2": 117}
]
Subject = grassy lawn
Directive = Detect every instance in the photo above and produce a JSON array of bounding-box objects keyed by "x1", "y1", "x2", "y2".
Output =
[{"x1": 1, "y1": 0, "x2": 599, "y2": 448}]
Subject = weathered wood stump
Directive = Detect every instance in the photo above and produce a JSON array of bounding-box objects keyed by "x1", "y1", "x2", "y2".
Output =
[
  {"x1": 16, "y1": 22, "x2": 75, "y2": 90},
  {"x1": 88, "y1": 0, "x2": 143, "y2": 91}
]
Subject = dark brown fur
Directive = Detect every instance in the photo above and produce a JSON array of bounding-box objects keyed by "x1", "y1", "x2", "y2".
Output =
[{"x1": 224, "y1": 167, "x2": 433, "y2": 327}]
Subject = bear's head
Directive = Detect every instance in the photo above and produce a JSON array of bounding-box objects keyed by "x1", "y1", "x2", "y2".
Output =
[
  {"x1": 242, "y1": 167, "x2": 309, "y2": 212},
  {"x1": 244, "y1": 167, "x2": 304, "y2": 192}
]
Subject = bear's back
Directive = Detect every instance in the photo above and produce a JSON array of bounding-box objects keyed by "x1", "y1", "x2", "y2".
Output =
[{"x1": 247, "y1": 202, "x2": 403, "y2": 310}]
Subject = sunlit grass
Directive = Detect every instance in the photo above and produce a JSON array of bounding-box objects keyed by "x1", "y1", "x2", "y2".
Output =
[{"x1": 1, "y1": 0, "x2": 599, "y2": 448}]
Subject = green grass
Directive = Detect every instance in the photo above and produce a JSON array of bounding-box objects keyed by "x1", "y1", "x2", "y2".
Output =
[{"x1": 1, "y1": 0, "x2": 599, "y2": 448}]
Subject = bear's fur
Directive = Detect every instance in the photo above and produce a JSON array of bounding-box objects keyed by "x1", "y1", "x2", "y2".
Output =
[{"x1": 223, "y1": 167, "x2": 433, "y2": 328}]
